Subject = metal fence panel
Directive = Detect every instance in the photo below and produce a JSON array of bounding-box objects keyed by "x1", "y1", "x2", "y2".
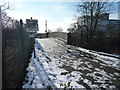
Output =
[{"x1": 2, "y1": 19, "x2": 34, "y2": 88}]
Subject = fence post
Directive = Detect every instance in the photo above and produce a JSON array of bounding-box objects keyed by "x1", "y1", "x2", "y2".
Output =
[
  {"x1": 34, "y1": 38, "x2": 36, "y2": 58},
  {"x1": 19, "y1": 19, "x2": 25, "y2": 75},
  {"x1": 67, "y1": 32, "x2": 71, "y2": 45},
  {"x1": 0, "y1": 6, "x2": 2, "y2": 89}
]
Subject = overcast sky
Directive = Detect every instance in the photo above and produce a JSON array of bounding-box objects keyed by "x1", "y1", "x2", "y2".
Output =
[{"x1": 1, "y1": 0, "x2": 119, "y2": 33}]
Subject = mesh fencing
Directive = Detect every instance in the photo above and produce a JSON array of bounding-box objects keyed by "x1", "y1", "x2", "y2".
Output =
[{"x1": 2, "y1": 19, "x2": 34, "y2": 88}]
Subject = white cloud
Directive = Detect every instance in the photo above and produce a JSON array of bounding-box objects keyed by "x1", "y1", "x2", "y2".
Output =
[
  {"x1": 109, "y1": 12, "x2": 118, "y2": 19},
  {"x1": 7, "y1": 9, "x2": 118, "y2": 33},
  {"x1": 10, "y1": 0, "x2": 80, "y2": 2},
  {"x1": 48, "y1": 22, "x2": 66, "y2": 32},
  {"x1": 9, "y1": 0, "x2": 120, "y2": 2},
  {"x1": 7, "y1": 10, "x2": 30, "y2": 20},
  {"x1": 6, "y1": 9, "x2": 75, "y2": 33},
  {"x1": 3, "y1": 0, "x2": 76, "y2": 33},
  {"x1": 53, "y1": 5, "x2": 66, "y2": 11},
  {"x1": 37, "y1": 18, "x2": 47, "y2": 33},
  {"x1": 47, "y1": 17, "x2": 75, "y2": 32},
  {"x1": 63, "y1": 17, "x2": 76, "y2": 25},
  {"x1": 6, "y1": 10, "x2": 46, "y2": 33}
]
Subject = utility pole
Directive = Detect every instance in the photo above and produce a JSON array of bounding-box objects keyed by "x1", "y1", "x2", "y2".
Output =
[
  {"x1": 45, "y1": 20, "x2": 48, "y2": 38},
  {"x1": 45, "y1": 20, "x2": 47, "y2": 33},
  {"x1": 31, "y1": 17, "x2": 36, "y2": 58},
  {"x1": 0, "y1": 6, "x2": 2, "y2": 89}
]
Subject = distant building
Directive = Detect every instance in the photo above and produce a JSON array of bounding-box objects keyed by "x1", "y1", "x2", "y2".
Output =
[
  {"x1": 26, "y1": 17, "x2": 39, "y2": 37},
  {"x1": 78, "y1": 13, "x2": 120, "y2": 32},
  {"x1": 26, "y1": 17, "x2": 39, "y2": 33},
  {"x1": 109, "y1": 19, "x2": 120, "y2": 31}
]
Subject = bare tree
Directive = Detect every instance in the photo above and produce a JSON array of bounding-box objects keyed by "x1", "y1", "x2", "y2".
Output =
[
  {"x1": 76, "y1": 1, "x2": 117, "y2": 40},
  {"x1": 48, "y1": 29, "x2": 52, "y2": 33},
  {"x1": 56, "y1": 27, "x2": 62, "y2": 32},
  {"x1": 0, "y1": 1, "x2": 16, "y2": 29},
  {"x1": 2, "y1": 12, "x2": 18, "y2": 29}
]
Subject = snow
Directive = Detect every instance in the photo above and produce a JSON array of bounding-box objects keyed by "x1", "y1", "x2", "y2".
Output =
[
  {"x1": 23, "y1": 38, "x2": 120, "y2": 89},
  {"x1": 23, "y1": 39, "x2": 85, "y2": 89},
  {"x1": 76, "y1": 47, "x2": 120, "y2": 70}
]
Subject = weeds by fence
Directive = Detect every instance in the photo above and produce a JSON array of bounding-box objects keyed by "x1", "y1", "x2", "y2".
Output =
[{"x1": 2, "y1": 19, "x2": 34, "y2": 88}]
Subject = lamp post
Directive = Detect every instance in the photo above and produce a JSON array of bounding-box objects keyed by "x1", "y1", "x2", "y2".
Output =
[
  {"x1": 45, "y1": 20, "x2": 48, "y2": 38},
  {"x1": 45, "y1": 20, "x2": 47, "y2": 33}
]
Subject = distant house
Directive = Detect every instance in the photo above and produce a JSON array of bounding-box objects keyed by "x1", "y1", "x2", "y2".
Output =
[
  {"x1": 26, "y1": 17, "x2": 39, "y2": 37},
  {"x1": 26, "y1": 17, "x2": 39, "y2": 33}
]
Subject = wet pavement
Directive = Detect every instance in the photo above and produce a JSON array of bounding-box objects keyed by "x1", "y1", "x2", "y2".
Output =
[{"x1": 37, "y1": 38, "x2": 120, "y2": 89}]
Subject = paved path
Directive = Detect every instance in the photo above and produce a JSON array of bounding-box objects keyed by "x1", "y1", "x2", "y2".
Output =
[{"x1": 23, "y1": 38, "x2": 120, "y2": 89}]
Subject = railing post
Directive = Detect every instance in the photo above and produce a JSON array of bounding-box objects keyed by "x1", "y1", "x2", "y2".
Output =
[{"x1": 0, "y1": 6, "x2": 2, "y2": 89}]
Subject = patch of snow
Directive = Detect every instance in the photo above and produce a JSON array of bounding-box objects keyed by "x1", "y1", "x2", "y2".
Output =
[
  {"x1": 23, "y1": 39, "x2": 86, "y2": 89},
  {"x1": 76, "y1": 47, "x2": 120, "y2": 69},
  {"x1": 23, "y1": 38, "x2": 119, "y2": 89}
]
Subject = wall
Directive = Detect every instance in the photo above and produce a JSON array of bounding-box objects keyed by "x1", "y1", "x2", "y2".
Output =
[
  {"x1": 36, "y1": 33, "x2": 48, "y2": 38},
  {"x1": 48, "y1": 32, "x2": 68, "y2": 42}
]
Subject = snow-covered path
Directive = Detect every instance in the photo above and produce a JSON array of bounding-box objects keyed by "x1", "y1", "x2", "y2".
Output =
[{"x1": 23, "y1": 38, "x2": 120, "y2": 89}]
